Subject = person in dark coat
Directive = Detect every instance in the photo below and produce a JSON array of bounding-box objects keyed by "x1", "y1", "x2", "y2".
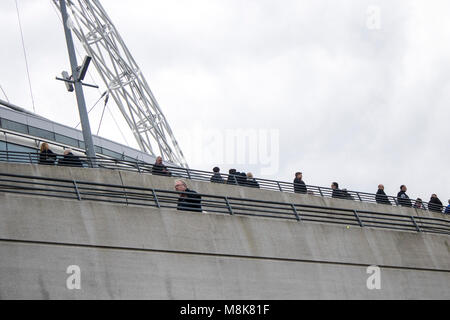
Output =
[
  {"x1": 152, "y1": 156, "x2": 171, "y2": 176},
  {"x1": 428, "y1": 194, "x2": 443, "y2": 213},
  {"x1": 375, "y1": 184, "x2": 391, "y2": 205},
  {"x1": 175, "y1": 179, "x2": 202, "y2": 212},
  {"x1": 342, "y1": 189, "x2": 354, "y2": 200},
  {"x1": 39, "y1": 142, "x2": 57, "y2": 165},
  {"x1": 293, "y1": 172, "x2": 307, "y2": 194},
  {"x1": 331, "y1": 182, "x2": 345, "y2": 199},
  {"x1": 227, "y1": 169, "x2": 238, "y2": 185},
  {"x1": 246, "y1": 172, "x2": 260, "y2": 189},
  {"x1": 210, "y1": 167, "x2": 224, "y2": 183},
  {"x1": 236, "y1": 172, "x2": 248, "y2": 186},
  {"x1": 397, "y1": 185, "x2": 412, "y2": 207},
  {"x1": 413, "y1": 198, "x2": 425, "y2": 210},
  {"x1": 58, "y1": 149, "x2": 83, "y2": 167}
]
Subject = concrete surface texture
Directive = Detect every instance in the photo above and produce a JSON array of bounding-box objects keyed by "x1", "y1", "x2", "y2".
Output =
[{"x1": 0, "y1": 163, "x2": 449, "y2": 299}]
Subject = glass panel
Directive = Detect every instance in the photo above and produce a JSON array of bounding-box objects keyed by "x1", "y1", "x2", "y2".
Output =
[
  {"x1": 1, "y1": 119, "x2": 29, "y2": 135},
  {"x1": 0, "y1": 140, "x2": 7, "y2": 162},
  {"x1": 102, "y1": 148, "x2": 122, "y2": 159},
  {"x1": 55, "y1": 133, "x2": 79, "y2": 148},
  {"x1": 28, "y1": 126, "x2": 55, "y2": 141},
  {"x1": 6, "y1": 143, "x2": 38, "y2": 163}
]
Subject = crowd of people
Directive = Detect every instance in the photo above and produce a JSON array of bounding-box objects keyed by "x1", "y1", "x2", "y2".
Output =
[
  {"x1": 376, "y1": 184, "x2": 447, "y2": 213},
  {"x1": 37, "y1": 143, "x2": 449, "y2": 215},
  {"x1": 208, "y1": 167, "x2": 260, "y2": 189},
  {"x1": 206, "y1": 166, "x2": 450, "y2": 214}
]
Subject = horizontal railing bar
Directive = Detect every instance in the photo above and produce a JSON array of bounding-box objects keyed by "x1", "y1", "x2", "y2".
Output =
[{"x1": 0, "y1": 169, "x2": 448, "y2": 236}]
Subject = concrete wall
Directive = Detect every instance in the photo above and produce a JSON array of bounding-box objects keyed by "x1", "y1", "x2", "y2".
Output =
[
  {"x1": 1, "y1": 162, "x2": 448, "y2": 221},
  {"x1": 0, "y1": 192, "x2": 449, "y2": 299},
  {"x1": 0, "y1": 163, "x2": 449, "y2": 299}
]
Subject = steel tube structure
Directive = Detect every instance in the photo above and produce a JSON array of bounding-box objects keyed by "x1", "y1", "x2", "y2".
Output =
[{"x1": 52, "y1": 0, "x2": 188, "y2": 168}]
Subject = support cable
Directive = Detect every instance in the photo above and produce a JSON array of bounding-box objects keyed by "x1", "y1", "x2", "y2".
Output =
[
  {"x1": 0, "y1": 84, "x2": 9, "y2": 103},
  {"x1": 15, "y1": 0, "x2": 36, "y2": 113}
]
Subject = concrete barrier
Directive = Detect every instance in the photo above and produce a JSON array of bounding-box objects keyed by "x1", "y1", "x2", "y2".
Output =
[
  {"x1": 0, "y1": 191, "x2": 449, "y2": 299},
  {"x1": 0, "y1": 162, "x2": 448, "y2": 221}
]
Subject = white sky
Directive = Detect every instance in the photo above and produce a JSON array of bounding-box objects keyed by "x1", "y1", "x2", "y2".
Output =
[{"x1": 1, "y1": 0, "x2": 449, "y2": 202}]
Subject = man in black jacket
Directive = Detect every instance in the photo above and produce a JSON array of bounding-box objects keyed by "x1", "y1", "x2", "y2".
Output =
[
  {"x1": 293, "y1": 172, "x2": 307, "y2": 194},
  {"x1": 246, "y1": 172, "x2": 260, "y2": 189},
  {"x1": 152, "y1": 156, "x2": 171, "y2": 176},
  {"x1": 428, "y1": 194, "x2": 443, "y2": 213},
  {"x1": 58, "y1": 149, "x2": 83, "y2": 167},
  {"x1": 210, "y1": 167, "x2": 224, "y2": 183},
  {"x1": 175, "y1": 179, "x2": 202, "y2": 212},
  {"x1": 331, "y1": 182, "x2": 345, "y2": 199},
  {"x1": 397, "y1": 185, "x2": 412, "y2": 207},
  {"x1": 227, "y1": 169, "x2": 238, "y2": 185},
  {"x1": 375, "y1": 184, "x2": 391, "y2": 205}
]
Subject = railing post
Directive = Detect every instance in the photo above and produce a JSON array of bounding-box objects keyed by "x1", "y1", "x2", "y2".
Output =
[
  {"x1": 28, "y1": 152, "x2": 33, "y2": 164},
  {"x1": 411, "y1": 216, "x2": 421, "y2": 232},
  {"x1": 73, "y1": 180, "x2": 81, "y2": 201},
  {"x1": 291, "y1": 204, "x2": 300, "y2": 221},
  {"x1": 357, "y1": 192, "x2": 362, "y2": 202},
  {"x1": 152, "y1": 189, "x2": 160, "y2": 208},
  {"x1": 318, "y1": 187, "x2": 324, "y2": 197},
  {"x1": 224, "y1": 197, "x2": 233, "y2": 215},
  {"x1": 393, "y1": 197, "x2": 399, "y2": 206},
  {"x1": 136, "y1": 161, "x2": 141, "y2": 173},
  {"x1": 186, "y1": 168, "x2": 192, "y2": 180},
  {"x1": 353, "y1": 210, "x2": 364, "y2": 227},
  {"x1": 277, "y1": 181, "x2": 283, "y2": 192}
]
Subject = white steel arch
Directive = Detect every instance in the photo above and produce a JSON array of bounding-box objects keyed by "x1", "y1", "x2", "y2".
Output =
[{"x1": 53, "y1": 0, "x2": 188, "y2": 168}]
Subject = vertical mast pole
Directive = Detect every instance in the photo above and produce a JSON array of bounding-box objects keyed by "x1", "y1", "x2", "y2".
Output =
[{"x1": 59, "y1": 0, "x2": 96, "y2": 166}]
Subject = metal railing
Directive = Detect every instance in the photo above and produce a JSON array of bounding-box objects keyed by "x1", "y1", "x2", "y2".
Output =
[
  {"x1": 0, "y1": 150, "x2": 446, "y2": 214},
  {"x1": 0, "y1": 172, "x2": 448, "y2": 236}
]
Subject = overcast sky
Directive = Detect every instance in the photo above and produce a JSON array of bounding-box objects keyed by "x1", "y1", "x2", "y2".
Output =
[{"x1": 1, "y1": 0, "x2": 449, "y2": 202}]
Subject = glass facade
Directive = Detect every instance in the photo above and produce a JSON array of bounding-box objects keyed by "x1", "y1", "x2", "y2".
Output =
[{"x1": 0, "y1": 114, "x2": 158, "y2": 166}]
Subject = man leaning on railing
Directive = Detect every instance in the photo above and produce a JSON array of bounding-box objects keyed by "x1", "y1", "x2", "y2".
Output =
[
  {"x1": 175, "y1": 179, "x2": 202, "y2": 212},
  {"x1": 152, "y1": 156, "x2": 171, "y2": 177},
  {"x1": 293, "y1": 172, "x2": 307, "y2": 194},
  {"x1": 397, "y1": 185, "x2": 412, "y2": 207},
  {"x1": 375, "y1": 184, "x2": 391, "y2": 205}
]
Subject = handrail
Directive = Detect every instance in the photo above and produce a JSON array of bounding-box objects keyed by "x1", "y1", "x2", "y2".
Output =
[
  {"x1": 0, "y1": 172, "x2": 448, "y2": 236},
  {"x1": 0, "y1": 150, "x2": 447, "y2": 214}
]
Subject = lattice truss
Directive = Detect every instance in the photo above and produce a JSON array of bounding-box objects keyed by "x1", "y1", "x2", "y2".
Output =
[{"x1": 53, "y1": 0, "x2": 188, "y2": 168}]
